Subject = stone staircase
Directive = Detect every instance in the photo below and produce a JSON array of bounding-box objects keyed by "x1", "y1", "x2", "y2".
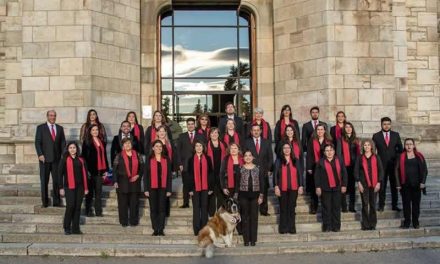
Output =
[{"x1": 0, "y1": 159, "x2": 438, "y2": 257}]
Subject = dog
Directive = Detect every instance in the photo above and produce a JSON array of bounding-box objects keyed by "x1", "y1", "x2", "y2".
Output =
[{"x1": 198, "y1": 198, "x2": 241, "y2": 258}]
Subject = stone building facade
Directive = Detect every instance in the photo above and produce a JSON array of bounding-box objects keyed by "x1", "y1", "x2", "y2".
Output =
[{"x1": 0, "y1": 0, "x2": 439, "y2": 180}]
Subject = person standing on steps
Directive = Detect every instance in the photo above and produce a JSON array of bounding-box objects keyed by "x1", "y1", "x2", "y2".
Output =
[
  {"x1": 395, "y1": 138, "x2": 428, "y2": 229},
  {"x1": 354, "y1": 139, "x2": 383, "y2": 231},
  {"x1": 35, "y1": 110, "x2": 66, "y2": 208},
  {"x1": 301, "y1": 106, "x2": 327, "y2": 152},
  {"x1": 58, "y1": 142, "x2": 89, "y2": 235},
  {"x1": 372, "y1": 117, "x2": 403, "y2": 212}
]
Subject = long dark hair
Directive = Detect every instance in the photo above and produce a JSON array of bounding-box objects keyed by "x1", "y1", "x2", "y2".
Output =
[
  {"x1": 335, "y1": 111, "x2": 346, "y2": 124},
  {"x1": 342, "y1": 122, "x2": 357, "y2": 143},
  {"x1": 85, "y1": 124, "x2": 102, "y2": 145},
  {"x1": 282, "y1": 124, "x2": 299, "y2": 143},
  {"x1": 149, "y1": 139, "x2": 166, "y2": 159},
  {"x1": 193, "y1": 140, "x2": 207, "y2": 155},
  {"x1": 63, "y1": 141, "x2": 80, "y2": 159},
  {"x1": 312, "y1": 123, "x2": 332, "y2": 142},
  {"x1": 151, "y1": 110, "x2": 166, "y2": 126},
  {"x1": 86, "y1": 109, "x2": 101, "y2": 126},
  {"x1": 280, "y1": 142, "x2": 297, "y2": 166},
  {"x1": 196, "y1": 113, "x2": 211, "y2": 129},
  {"x1": 279, "y1": 104, "x2": 293, "y2": 121},
  {"x1": 126, "y1": 111, "x2": 139, "y2": 125}
]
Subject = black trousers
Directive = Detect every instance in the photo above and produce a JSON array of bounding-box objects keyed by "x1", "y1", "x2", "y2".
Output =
[
  {"x1": 182, "y1": 171, "x2": 190, "y2": 206},
  {"x1": 85, "y1": 174, "x2": 103, "y2": 215},
  {"x1": 260, "y1": 173, "x2": 270, "y2": 215},
  {"x1": 401, "y1": 185, "x2": 421, "y2": 227},
  {"x1": 321, "y1": 191, "x2": 341, "y2": 231},
  {"x1": 39, "y1": 161, "x2": 61, "y2": 206},
  {"x1": 239, "y1": 195, "x2": 259, "y2": 243},
  {"x1": 279, "y1": 190, "x2": 298, "y2": 233},
  {"x1": 208, "y1": 185, "x2": 226, "y2": 217},
  {"x1": 192, "y1": 191, "x2": 209, "y2": 235},
  {"x1": 117, "y1": 191, "x2": 139, "y2": 226},
  {"x1": 379, "y1": 164, "x2": 398, "y2": 209},
  {"x1": 360, "y1": 187, "x2": 377, "y2": 230},
  {"x1": 149, "y1": 189, "x2": 167, "y2": 232},
  {"x1": 306, "y1": 171, "x2": 319, "y2": 211},
  {"x1": 341, "y1": 166, "x2": 356, "y2": 211},
  {"x1": 64, "y1": 188, "x2": 84, "y2": 232}
]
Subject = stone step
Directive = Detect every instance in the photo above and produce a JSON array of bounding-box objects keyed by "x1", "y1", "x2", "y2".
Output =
[
  {"x1": 1, "y1": 236, "x2": 439, "y2": 256},
  {"x1": 2, "y1": 217, "x2": 439, "y2": 235},
  {"x1": 1, "y1": 226, "x2": 439, "y2": 245}
]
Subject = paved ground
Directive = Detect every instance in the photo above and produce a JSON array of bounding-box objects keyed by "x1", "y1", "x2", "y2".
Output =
[{"x1": 0, "y1": 248, "x2": 439, "y2": 264}]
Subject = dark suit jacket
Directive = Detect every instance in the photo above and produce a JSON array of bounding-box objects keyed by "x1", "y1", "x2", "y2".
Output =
[
  {"x1": 273, "y1": 158, "x2": 304, "y2": 188},
  {"x1": 112, "y1": 151, "x2": 144, "y2": 193},
  {"x1": 143, "y1": 156, "x2": 172, "y2": 192},
  {"x1": 176, "y1": 131, "x2": 204, "y2": 171},
  {"x1": 274, "y1": 119, "x2": 301, "y2": 145},
  {"x1": 131, "y1": 124, "x2": 145, "y2": 154},
  {"x1": 354, "y1": 154, "x2": 384, "y2": 188},
  {"x1": 35, "y1": 123, "x2": 66, "y2": 163},
  {"x1": 186, "y1": 155, "x2": 214, "y2": 192},
  {"x1": 218, "y1": 115, "x2": 244, "y2": 138},
  {"x1": 243, "y1": 137, "x2": 273, "y2": 173},
  {"x1": 82, "y1": 139, "x2": 109, "y2": 176},
  {"x1": 314, "y1": 157, "x2": 348, "y2": 191},
  {"x1": 372, "y1": 130, "x2": 403, "y2": 168},
  {"x1": 110, "y1": 133, "x2": 140, "y2": 166},
  {"x1": 301, "y1": 120, "x2": 327, "y2": 151},
  {"x1": 330, "y1": 125, "x2": 344, "y2": 146}
]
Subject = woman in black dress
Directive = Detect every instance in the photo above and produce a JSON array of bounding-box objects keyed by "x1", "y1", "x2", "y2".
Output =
[
  {"x1": 79, "y1": 109, "x2": 106, "y2": 144},
  {"x1": 126, "y1": 111, "x2": 145, "y2": 155}
]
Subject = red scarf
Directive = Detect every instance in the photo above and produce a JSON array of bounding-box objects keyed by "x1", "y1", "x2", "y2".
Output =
[
  {"x1": 281, "y1": 158, "x2": 298, "y2": 191},
  {"x1": 133, "y1": 124, "x2": 141, "y2": 142},
  {"x1": 122, "y1": 150, "x2": 139, "y2": 182},
  {"x1": 66, "y1": 156, "x2": 88, "y2": 191},
  {"x1": 280, "y1": 119, "x2": 293, "y2": 138},
  {"x1": 165, "y1": 141, "x2": 173, "y2": 162},
  {"x1": 335, "y1": 124, "x2": 342, "y2": 140},
  {"x1": 198, "y1": 127, "x2": 210, "y2": 139},
  {"x1": 324, "y1": 158, "x2": 341, "y2": 188},
  {"x1": 223, "y1": 132, "x2": 239, "y2": 146},
  {"x1": 362, "y1": 155, "x2": 378, "y2": 188},
  {"x1": 313, "y1": 139, "x2": 324, "y2": 163},
  {"x1": 399, "y1": 151, "x2": 425, "y2": 185},
  {"x1": 291, "y1": 140, "x2": 300, "y2": 160},
  {"x1": 150, "y1": 126, "x2": 157, "y2": 142},
  {"x1": 253, "y1": 119, "x2": 268, "y2": 139},
  {"x1": 150, "y1": 157, "x2": 168, "y2": 189},
  {"x1": 194, "y1": 154, "x2": 208, "y2": 191},
  {"x1": 342, "y1": 139, "x2": 351, "y2": 167},
  {"x1": 227, "y1": 155, "x2": 243, "y2": 189},
  {"x1": 93, "y1": 139, "x2": 107, "y2": 171},
  {"x1": 207, "y1": 140, "x2": 226, "y2": 166}
]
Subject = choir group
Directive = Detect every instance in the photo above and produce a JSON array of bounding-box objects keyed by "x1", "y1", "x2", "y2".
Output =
[{"x1": 34, "y1": 102, "x2": 428, "y2": 246}]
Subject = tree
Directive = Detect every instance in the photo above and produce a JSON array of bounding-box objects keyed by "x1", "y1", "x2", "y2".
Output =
[
  {"x1": 162, "y1": 96, "x2": 171, "y2": 120},
  {"x1": 193, "y1": 99, "x2": 203, "y2": 115}
]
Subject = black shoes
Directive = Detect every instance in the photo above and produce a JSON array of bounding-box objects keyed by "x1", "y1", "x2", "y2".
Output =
[
  {"x1": 377, "y1": 207, "x2": 384, "y2": 212},
  {"x1": 158, "y1": 231, "x2": 165, "y2": 236},
  {"x1": 152, "y1": 231, "x2": 159, "y2": 236},
  {"x1": 72, "y1": 230, "x2": 83, "y2": 235},
  {"x1": 87, "y1": 211, "x2": 95, "y2": 217},
  {"x1": 260, "y1": 212, "x2": 270, "y2": 216},
  {"x1": 392, "y1": 207, "x2": 401, "y2": 212},
  {"x1": 179, "y1": 205, "x2": 189, "y2": 208},
  {"x1": 250, "y1": 242, "x2": 256, "y2": 246},
  {"x1": 64, "y1": 229, "x2": 71, "y2": 235},
  {"x1": 95, "y1": 213, "x2": 103, "y2": 217},
  {"x1": 309, "y1": 208, "x2": 317, "y2": 215},
  {"x1": 244, "y1": 242, "x2": 249, "y2": 246}
]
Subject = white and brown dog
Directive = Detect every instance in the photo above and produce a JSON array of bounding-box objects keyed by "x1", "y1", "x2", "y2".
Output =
[{"x1": 198, "y1": 198, "x2": 241, "y2": 258}]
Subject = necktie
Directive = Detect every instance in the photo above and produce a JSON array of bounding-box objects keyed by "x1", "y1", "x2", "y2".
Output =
[
  {"x1": 190, "y1": 132, "x2": 194, "y2": 143},
  {"x1": 314, "y1": 120, "x2": 317, "y2": 129},
  {"x1": 50, "y1": 125, "x2": 56, "y2": 141},
  {"x1": 385, "y1": 132, "x2": 390, "y2": 146},
  {"x1": 256, "y1": 138, "x2": 260, "y2": 154}
]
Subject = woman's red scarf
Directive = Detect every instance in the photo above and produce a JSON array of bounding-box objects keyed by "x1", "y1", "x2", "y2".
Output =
[
  {"x1": 194, "y1": 154, "x2": 208, "y2": 191},
  {"x1": 342, "y1": 138, "x2": 361, "y2": 167},
  {"x1": 227, "y1": 155, "x2": 243, "y2": 188},
  {"x1": 362, "y1": 154, "x2": 378, "y2": 188},
  {"x1": 223, "y1": 132, "x2": 239, "y2": 146},
  {"x1": 291, "y1": 140, "x2": 300, "y2": 160},
  {"x1": 399, "y1": 151, "x2": 425, "y2": 185},
  {"x1": 122, "y1": 150, "x2": 139, "y2": 182},
  {"x1": 324, "y1": 158, "x2": 341, "y2": 188},
  {"x1": 165, "y1": 141, "x2": 173, "y2": 162},
  {"x1": 313, "y1": 139, "x2": 328, "y2": 163},
  {"x1": 253, "y1": 119, "x2": 268, "y2": 139},
  {"x1": 281, "y1": 158, "x2": 298, "y2": 191},
  {"x1": 207, "y1": 140, "x2": 226, "y2": 166},
  {"x1": 93, "y1": 139, "x2": 107, "y2": 171},
  {"x1": 133, "y1": 124, "x2": 141, "y2": 142},
  {"x1": 335, "y1": 124, "x2": 343, "y2": 140},
  {"x1": 150, "y1": 126, "x2": 158, "y2": 142},
  {"x1": 150, "y1": 157, "x2": 168, "y2": 189},
  {"x1": 66, "y1": 156, "x2": 88, "y2": 191}
]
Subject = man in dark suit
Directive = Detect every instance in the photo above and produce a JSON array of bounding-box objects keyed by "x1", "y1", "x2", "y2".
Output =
[
  {"x1": 301, "y1": 106, "x2": 327, "y2": 151},
  {"x1": 177, "y1": 118, "x2": 203, "y2": 208},
  {"x1": 111, "y1": 121, "x2": 140, "y2": 164},
  {"x1": 244, "y1": 124, "x2": 273, "y2": 216},
  {"x1": 372, "y1": 117, "x2": 403, "y2": 212},
  {"x1": 218, "y1": 102, "x2": 244, "y2": 137},
  {"x1": 35, "y1": 110, "x2": 66, "y2": 207}
]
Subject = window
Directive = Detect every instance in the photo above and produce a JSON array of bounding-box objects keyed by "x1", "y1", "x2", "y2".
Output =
[{"x1": 159, "y1": 8, "x2": 253, "y2": 127}]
